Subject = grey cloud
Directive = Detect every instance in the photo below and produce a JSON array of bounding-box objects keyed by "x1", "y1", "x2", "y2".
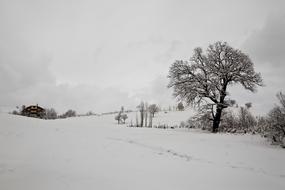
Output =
[
  {"x1": 34, "y1": 84, "x2": 137, "y2": 114},
  {"x1": 233, "y1": 12, "x2": 285, "y2": 115},
  {"x1": 243, "y1": 12, "x2": 285, "y2": 66},
  {"x1": 154, "y1": 40, "x2": 182, "y2": 64},
  {"x1": 242, "y1": 11, "x2": 285, "y2": 90},
  {"x1": 0, "y1": 81, "x2": 137, "y2": 114},
  {"x1": 131, "y1": 75, "x2": 176, "y2": 107},
  {"x1": 1, "y1": 0, "x2": 284, "y2": 115},
  {"x1": 0, "y1": 55, "x2": 55, "y2": 92}
]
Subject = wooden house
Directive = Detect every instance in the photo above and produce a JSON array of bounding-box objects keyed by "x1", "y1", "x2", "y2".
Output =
[{"x1": 22, "y1": 105, "x2": 45, "y2": 118}]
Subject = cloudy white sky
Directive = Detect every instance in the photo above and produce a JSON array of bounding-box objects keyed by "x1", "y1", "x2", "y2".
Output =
[{"x1": 0, "y1": 0, "x2": 284, "y2": 114}]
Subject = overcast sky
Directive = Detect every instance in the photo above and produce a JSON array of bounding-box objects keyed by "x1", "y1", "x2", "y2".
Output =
[{"x1": 0, "y1": 0, "x2": 284, "y2": 114}]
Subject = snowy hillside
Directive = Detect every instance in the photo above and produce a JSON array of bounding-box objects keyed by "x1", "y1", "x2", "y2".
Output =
[{"x1": 0, "y1": 111, "x2": 285, "y2": 190}]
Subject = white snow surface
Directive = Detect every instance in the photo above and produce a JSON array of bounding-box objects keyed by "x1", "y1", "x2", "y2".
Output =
[{"x1": 0, "y1": 111, "x2": 285, "y2": 190}]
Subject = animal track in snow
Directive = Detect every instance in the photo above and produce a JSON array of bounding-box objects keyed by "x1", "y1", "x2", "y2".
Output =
[{"x1": 107, "y1": 137, "x2": 285, "y2": 179}]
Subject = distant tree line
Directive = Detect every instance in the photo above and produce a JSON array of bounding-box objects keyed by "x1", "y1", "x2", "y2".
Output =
[
  {"x1": 129, "y1": 102, "x2": 160, "y2": 128},
  {"x1": 114, "y1": 102, "x2": 186, "y2": 128}
]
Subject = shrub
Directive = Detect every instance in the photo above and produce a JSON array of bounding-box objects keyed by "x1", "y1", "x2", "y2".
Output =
[
  {"x1": 266, "y1": 103, "x2": 285, "y2": 144},
  {"x1": 45, "y1": 108, "x2": 57, "y2": 119}
]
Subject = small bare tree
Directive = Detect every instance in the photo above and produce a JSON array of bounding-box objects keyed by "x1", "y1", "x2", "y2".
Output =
[
  {"x1": 115, "y1": 106, "x2": 125, "y2": 124},
  {"x1": 121, "y1": 114, "x2": 128, "y2": 124},
  {"x1": 115, "y1": 114, "x2": 121, "y2": 124},
  {"x1": 238, "y1": 104, "x2": 256, "y2": 130},
  {"x1": 137, "y1": 102, "x2": 146, "y2": 127},
  {"x1": 168, "y1": 41, "x2": 263, "y2": 132},
  {"x1": 144, "y1": 103, "x2": 148, "y2": 127},
  {"x1": 149, "y1": 104, "x2": 159, "y2": 117}
]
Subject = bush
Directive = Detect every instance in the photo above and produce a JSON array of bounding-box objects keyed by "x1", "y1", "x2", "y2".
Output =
[
  {"x1": 60, "y1": 109, "x2": 76, "y2": 118},
  {"x1": 148, "y1": 104, "x2": 159, "y2": 117},
  {"x1": 45, "y1": 108, "x2": 57, "y2": 119},
  {"x1": 237, "y1": 106, "x2": 256, "y2": 131},
  {"x1": 266, "y1": 105, "x2": 285, "y2": 144},
  {"x1": 219, "y1": 110, "x2": 239, "y2": 132},
  {"x1": 189, "y1": 104, "x2": 257, "y2": 134},
  {"x1": 190, "y1": 111, "x2": 212, "y2": 130},
  {"x1": 11, "y1": 110, "x2": 19, "y2": 115},
  {"x1": 177, "y1": 102, "x2": 184, "y2": 111},
  {"x1": 255, "y1": 116, "x2": 268, "y2": 135},
  {"x1": 254, "y1": 92, "x2": 285, "y2": 146},
  {"x1": 186, "y1": 92, "x2": 285, "y2": 147}
]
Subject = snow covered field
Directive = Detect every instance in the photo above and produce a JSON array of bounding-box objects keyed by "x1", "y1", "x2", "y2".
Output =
[{"x1": 0, "y1": 111, "x2": 285, "y2": 190}]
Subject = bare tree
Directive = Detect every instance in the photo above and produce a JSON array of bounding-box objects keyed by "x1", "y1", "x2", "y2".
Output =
[
  {"x1": 144, "y1": 103, "x2": 148, "y2": 127},
  {"x1": 137, "y1": 102, "x2": 147, "y2": 127},
  {"x1": 115, "y1": 114, "x2": 121, "y2": 124},
  {"x1": 277, "y1": 92, "x2": 285, "y2": 108},
  {"x1": 135, "y1": 112, "x2": 139, "y2": 127},
  {"x1": 168, "y1": 41, "x2": 263, "y2": 132},
  {"x1": 115, "y1": 106, "x2": 127, "y2": 124},
  {"x1": 238, "y1": 104, "x2": 256, "y2": 130},
  {"x1": 121, "y1": 113, "x2": 128, "y2": 124},
  {"x1": 149, "y1": 104, "x2": 159, "y2": 117}
]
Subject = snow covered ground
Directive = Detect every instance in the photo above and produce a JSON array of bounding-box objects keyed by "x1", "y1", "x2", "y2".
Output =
[{"x1": 0, "y1": 111, "x2": 285, "y2": 190}]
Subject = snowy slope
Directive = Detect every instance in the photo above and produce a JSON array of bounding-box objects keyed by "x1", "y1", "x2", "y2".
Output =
[{"x1": 0, "y1": 112, "x2": 285, "y2": 190}]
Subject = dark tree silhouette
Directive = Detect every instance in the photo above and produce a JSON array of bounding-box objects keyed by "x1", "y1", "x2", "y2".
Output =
[
  {"x1": 60, "y1": 109, "x2": 76, "y2": 118},
  {"x1": 177, "y1": 102, "x2": 184, "y2": 111},
  {"x1": 137, "y1": 102, "x2": 146, "y2": 127},
  {"x1": 168, "y1": 41, "x2": 263, "y2": 132},
  {"x1": 149, "y1": 104, "x2": 159, "y2": 117},
  {"x1": 115, "y1": 113, "x2": 121, "y2": 124},
  {"x1": 121, "y1": 113, "x2": 128, "y2": 124}
]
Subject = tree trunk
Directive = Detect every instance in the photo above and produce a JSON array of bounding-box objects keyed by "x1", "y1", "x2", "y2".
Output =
[
  {"x1": 149, "y1": 115, "x2": 153, "y2": 128},
  {"x1": 136, "y1": 113, "x2": 138, "y2": 127},
  {"x1": 213, "y1": 107, "x2": 223, "y2": 133},
  {"x1": 213, "y1": 83, "x2": 227, "y2": 133},
  {"x1": 145, "y1": 111, "x2": 148, "y2": 127},
  {"x1": 140, "y1": 111, "x2": 144, "y2": 127}
]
